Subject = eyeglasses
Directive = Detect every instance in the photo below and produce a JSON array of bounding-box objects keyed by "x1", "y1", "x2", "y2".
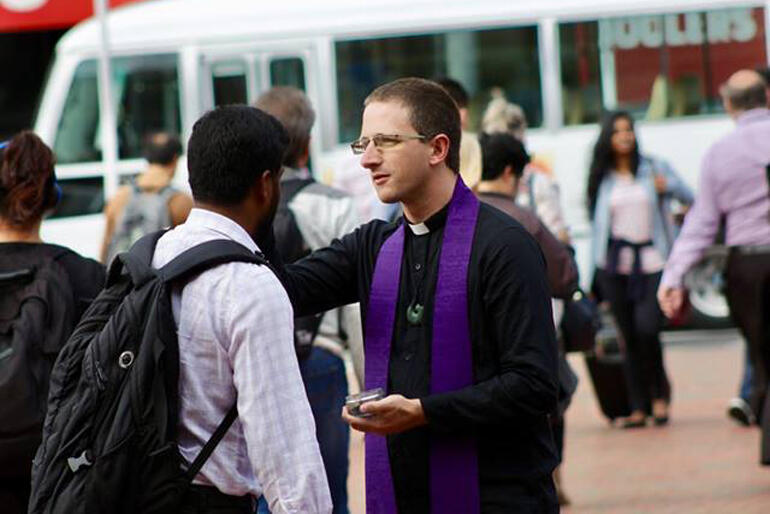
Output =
[{"x1": 350, "y1": 133, "x2": 426, "y2": 154}]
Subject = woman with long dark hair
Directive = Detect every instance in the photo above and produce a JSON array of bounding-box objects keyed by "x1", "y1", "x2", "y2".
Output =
[
  {"x1": 587, "y1": 111, "x2": 693, "y2": 428},
  {"x1": 0, "y1": 131, "x2": 105, "y2": 514}
]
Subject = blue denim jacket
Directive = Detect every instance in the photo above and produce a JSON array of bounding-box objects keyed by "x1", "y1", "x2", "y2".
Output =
[{"x1": 591, "y1": 155, "x2": 694, "y2": 270}]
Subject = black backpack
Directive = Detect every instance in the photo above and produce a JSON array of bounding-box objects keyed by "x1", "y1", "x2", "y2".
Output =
[
  {"x1": 0, "y1": 246, "x2": 78, "y2": 478},
  {"x1": 273, "y1": 177, "x2": 323, "y2": 360},
  {"x1": 29, "y1": 232, "x2": 266, "y2": 514}
]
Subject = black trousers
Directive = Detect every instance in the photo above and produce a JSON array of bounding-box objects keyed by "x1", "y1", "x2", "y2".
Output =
[
  {"x1": 600, "y1": 271, "x2": 669, "y2": 414},
  {"x1": 179, "y1": 485, "x2": 254, "y2": 514},
  {"x1": 725, "y1": 248, "x2": 770, "y2": 465}
]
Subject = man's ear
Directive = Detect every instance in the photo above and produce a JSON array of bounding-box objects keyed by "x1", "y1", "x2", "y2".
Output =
[{"x1": 427, "y1": 134, "x2": 451, "y2": 167}]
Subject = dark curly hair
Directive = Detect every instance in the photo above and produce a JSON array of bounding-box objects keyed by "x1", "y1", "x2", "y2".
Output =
[
  {"x1": 0, "y1": 131, "x2": 58, "y2": 228},
  {"x1": 187, "y1": 105, "x2": 288, "y2": 206},
  {"x1": 586, "y1": 111, "x2": 640, "y2": 219}
]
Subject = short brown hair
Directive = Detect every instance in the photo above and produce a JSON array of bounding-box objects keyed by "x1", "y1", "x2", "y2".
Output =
[
  {"x1": 365, "y1": 78, "x2": 461, "y2": 173},
  {"x1": 254, "y1": 86, "x2": 315, "y2": 168},
  {"x1": 0, "y1": 131, "x2": 57, "y2": 228}
]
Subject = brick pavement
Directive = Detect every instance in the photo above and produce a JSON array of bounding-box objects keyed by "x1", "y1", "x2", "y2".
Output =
[
  {"x1": 561, "y1": 331, "x2": 770, "y2": 513},
  {"x1": 345, "y1": 331, "x2": 770, "y2": 513}
]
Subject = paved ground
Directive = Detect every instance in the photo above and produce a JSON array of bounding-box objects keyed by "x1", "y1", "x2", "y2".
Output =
[{"x1": 345, "y1": 329, "x2": 770, "y2": 513}]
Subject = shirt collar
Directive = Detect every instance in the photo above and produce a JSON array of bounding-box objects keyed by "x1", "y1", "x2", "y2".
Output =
[
  {"x1": 404, "y1": 202, "x2": 450, "y2": 235},
  {"x1": 281, "y1": 166, "x2": 312, "y2": 181},
  {"x1": 184, "y1": 208, "x2": 260, "y2": 253},
  {"x1": 736, "y1": 108, "x2": 770, "y2": 126}
]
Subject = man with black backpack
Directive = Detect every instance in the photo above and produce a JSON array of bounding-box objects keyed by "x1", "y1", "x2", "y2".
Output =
[
  {"x1": 29, "y1": 106, "x2": 331, "y2": 514},
  {"x1": 255, "y1": 87, "x2": 362, "y2": 514}
]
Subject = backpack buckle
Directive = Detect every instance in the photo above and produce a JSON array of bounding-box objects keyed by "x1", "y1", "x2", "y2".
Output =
[{"x1": 67, "y1": 450, "x2": 93, "y2": 473}]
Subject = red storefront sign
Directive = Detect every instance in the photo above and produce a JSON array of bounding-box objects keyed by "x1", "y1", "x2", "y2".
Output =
[
  {"x1": 0, "y1": 0, "x2": 142, "y2": 32},
  {"x1": 606, "y1": 8, "x2": 767, "y2": 104}
]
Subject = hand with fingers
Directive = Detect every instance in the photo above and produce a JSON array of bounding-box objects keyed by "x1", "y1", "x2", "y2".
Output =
[
  {"x1": 657, "y1": 284, "x2": 685, "y2": 319},
  {"x1": 342, "y1": 394, "x2": 427, "y2": 435}
]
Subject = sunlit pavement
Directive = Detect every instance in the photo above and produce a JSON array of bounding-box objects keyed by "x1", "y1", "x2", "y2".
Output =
[{"x1": 345, "y1": 329, "x2": 770, "y2": 513}]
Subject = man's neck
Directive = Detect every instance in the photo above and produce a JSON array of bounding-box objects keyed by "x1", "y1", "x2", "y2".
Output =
[
  {"x1": 138, "y1": 165, "x2": 173, "y2": 190},
  {"x1": 401, "y1": 168, "x2": 457, "y2": 223},
  {"x1": 476, "y1": 178, "x2": 515, "y2": 198},
  {"x1": 194, "y1": 202, "x2": 260, "y2": 239}
]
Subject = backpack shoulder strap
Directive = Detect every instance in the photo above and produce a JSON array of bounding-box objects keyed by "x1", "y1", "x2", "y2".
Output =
[
  {"x1": 109, "y1": 230, "x2": 168, "y2": 287},
  {"x1": 280, "y1": 178, "x2": 315, "y2": 207},
  {"x1": 184, "y1": 405, "x2": 238, "y2": 481},
  {"x1": 527, "y1": 172, "x2": 536, "y2": 212},
  {"x1": 157, "y1": 239, "x2": 267, "y2": 284}
]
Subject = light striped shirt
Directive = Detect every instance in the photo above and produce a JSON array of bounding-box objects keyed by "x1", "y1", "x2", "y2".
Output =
[{"x1": 152, "y1": 208, "x2": 331, "y2": 514}]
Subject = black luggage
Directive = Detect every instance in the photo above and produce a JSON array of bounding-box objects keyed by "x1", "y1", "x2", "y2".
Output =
[{"x1": 584, "y1": 323, "x2": 632, "y2": 422}]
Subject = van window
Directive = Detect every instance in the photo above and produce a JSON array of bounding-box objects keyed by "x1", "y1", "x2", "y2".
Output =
[
  {"x1": 114, "y1": 54, "x2": 181, "y2": 159},
  {"x1": 559, "y1": 7, "x2": 767, "y2": 125},
  {"x1": 54, "y1": 60, "x2": 101, "y2": 164},
  {"x1": 270, "y1": 57, "x2": 306, "y2": 90},
  {"x1": 335, "y1": 26, "x2": 541, "y2": 143},
  {"x1": 48, "y1": 177, "x2": 104, "y2": 219},
  {"x1": 211, "y1": 61, "x2": 248, "y2": 106},
  {"x1": 53, "y1": 55, "x2": 181, "y2": 164}
]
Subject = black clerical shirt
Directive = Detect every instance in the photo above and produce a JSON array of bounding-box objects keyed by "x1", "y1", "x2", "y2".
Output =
[{"x1": 271, "y1": 202, "x2": 559, "y2": 513}]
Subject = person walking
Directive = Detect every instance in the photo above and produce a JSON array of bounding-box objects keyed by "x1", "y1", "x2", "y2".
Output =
[
  {"x1": 254, "y1": 86, "x2": 363, "y2": 514},
  {"x1": 101, "y1": 132, "x2": 192, "y2": 264},
  {"x1": 587, "y1": 110, "x2": 694, "y2": 428},
  {"x1": 475, "y1": 131, "x2": 578, "y2": 505},
  {"x1": 0, "y1": 132, "x2": 105, "y2": 514},
  {"x1": 269, "y1": 78, "x2": 560, "y2": 513},
  {"x1": 151, "y1": 106, "x2": 332, "y2": 513},
  {"x1": 658, "y1": 70, "x2": 770, "y2": 463}
]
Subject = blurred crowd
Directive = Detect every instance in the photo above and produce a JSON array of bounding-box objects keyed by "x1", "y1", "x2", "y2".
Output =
[{"x1": 1, "y1": 67, "x2": 769, "y2": 514}]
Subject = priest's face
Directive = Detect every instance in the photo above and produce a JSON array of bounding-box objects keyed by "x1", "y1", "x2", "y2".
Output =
[{"x1": 359, "y1": 100, "x2": 433, "y2": 205}]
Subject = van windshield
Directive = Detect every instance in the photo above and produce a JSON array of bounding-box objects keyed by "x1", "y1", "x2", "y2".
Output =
[{"x1": 53, "y1": 54, "x2": 181, "y2": 165}]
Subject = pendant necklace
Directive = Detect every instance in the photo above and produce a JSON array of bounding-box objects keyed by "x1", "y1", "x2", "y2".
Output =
[
  {"x1": 406, "y1": 238, "x2": 428, "y2": 326},
  {"x1": 406, "y1": 300, "x2": 424, "y2": 325}
]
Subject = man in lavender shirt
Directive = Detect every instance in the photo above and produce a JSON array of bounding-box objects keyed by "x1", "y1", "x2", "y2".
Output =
[{"x1": 657, "y1": 69, "x2": 770, "y2": 465}]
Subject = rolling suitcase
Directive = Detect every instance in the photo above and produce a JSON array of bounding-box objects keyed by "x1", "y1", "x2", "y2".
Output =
[{"x1": 584, "y1": 323, "x2": 632, "y2": 422}]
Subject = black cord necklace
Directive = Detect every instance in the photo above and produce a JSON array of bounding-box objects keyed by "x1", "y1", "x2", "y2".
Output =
[{"x1": 406, "y1": 233, "x2": 429, "y2": 326}]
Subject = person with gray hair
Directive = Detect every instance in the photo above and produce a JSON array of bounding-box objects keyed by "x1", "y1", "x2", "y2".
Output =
[
  {"x1": 254, "y1": 86, "x2": 362, "y2": 514},
  {"x1": 658, "y1": 69, "x2": 770, "y2": 463},
  {"x1": 481, "y1": 90, "x2": 569, "y2": 243}
]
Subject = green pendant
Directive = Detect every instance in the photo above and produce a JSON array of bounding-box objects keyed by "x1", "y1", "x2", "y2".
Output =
[{"x1": 406, "y1": 302, "x2": 424, "y2": 325}]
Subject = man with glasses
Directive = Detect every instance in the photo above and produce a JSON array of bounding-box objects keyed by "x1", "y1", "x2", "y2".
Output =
[{"x1": 267, "y1": 78, "x2": 559, "y2": 513}]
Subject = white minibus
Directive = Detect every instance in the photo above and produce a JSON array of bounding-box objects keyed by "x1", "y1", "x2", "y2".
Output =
[{"x1": 34, "y1": 0, "x2": 770, "y2": 323}]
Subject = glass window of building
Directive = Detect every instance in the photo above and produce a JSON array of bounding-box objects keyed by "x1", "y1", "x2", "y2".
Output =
[
  {"x1": 114, "y1": 54, "x2": 181, "y2": 159},
  {"x1": 211, "y1": 61, "x2": 248, "y2": 106},
  {"x1": 54, "y1": 60, "x2": 101, "y2": 164},
  {"x1": 559, "y1": 7, "x2": 767, "y2": 125},
  {"x1": 270, "y1": 57, "x2": 306, "y2": 90},
  {"x1": 335, "y1": 26, "x2": 541, "y2": 143}
]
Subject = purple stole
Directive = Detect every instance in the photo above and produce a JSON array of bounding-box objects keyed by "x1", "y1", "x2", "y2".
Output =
[{"x1": 364, "y1": 178, "x2": 480, "y2": 514}]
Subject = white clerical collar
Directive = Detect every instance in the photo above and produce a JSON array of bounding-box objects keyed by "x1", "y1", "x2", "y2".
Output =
[{"x1": 407, "y1": 222, "x2": 430, "y2": 235}]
